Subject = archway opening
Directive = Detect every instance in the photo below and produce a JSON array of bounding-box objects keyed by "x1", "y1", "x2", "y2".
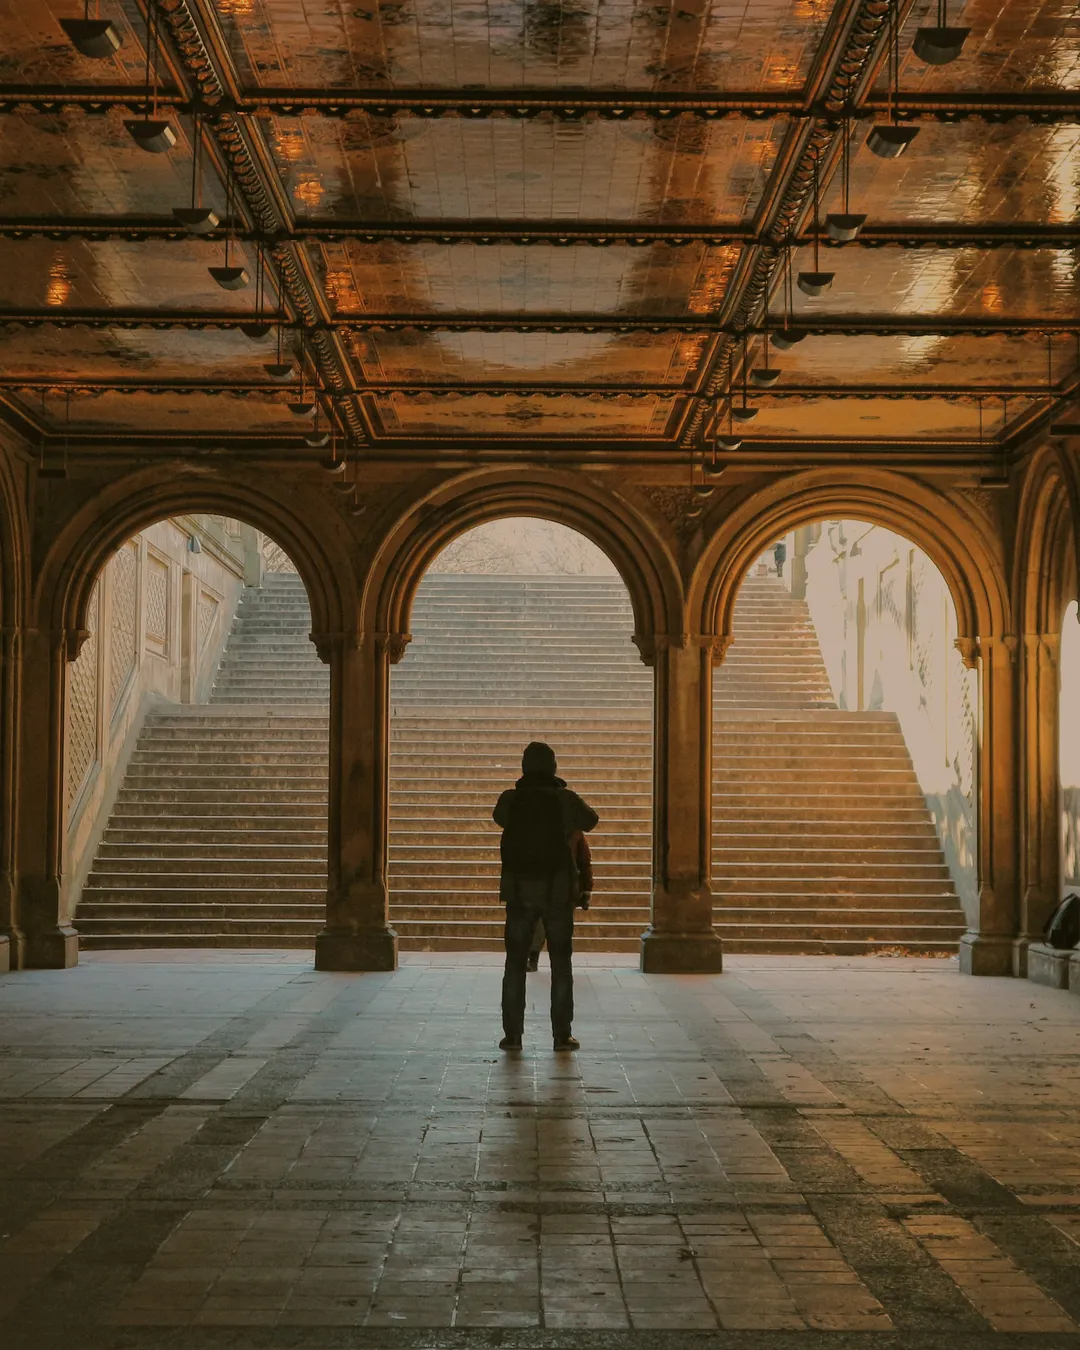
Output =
[
  {"x1": 388, "y1": 517, "x2": 653, "y2": 953},
  {"x1": 1062, "y1": 602, "x2": 1080, "y2": 900},
  {"x1": 65, "y1": 517, "x2": 329, "y2": 952},
  {"x1": 713, "y1": 520, "x2": 976, "y2": 956}
]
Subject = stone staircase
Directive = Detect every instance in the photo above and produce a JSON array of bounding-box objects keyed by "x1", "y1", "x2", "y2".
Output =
[
  {"x1": 75, "y1": 568, "x2": 966, "y2": 956},
  {"x1": 74, "y1": 572, "x2": 654, "y2": 950},
  {"x1": 711, "y1": 572, "x2": 967, "y2": 954},
  {"x1": 75, "y1": 574, "x2": 329, "y2": 947},
  {"x1": 388, "y1": 576, "x2": 652, "y2": 949}
]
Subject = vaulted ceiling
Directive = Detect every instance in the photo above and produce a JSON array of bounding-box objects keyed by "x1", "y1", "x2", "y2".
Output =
[{"x1": 1, "y1": 0, "x2": 1078, "y2": 468}]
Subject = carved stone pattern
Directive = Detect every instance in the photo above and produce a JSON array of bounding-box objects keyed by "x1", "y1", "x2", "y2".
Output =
[
  {"x1": 197, "y1": 592, "x2": 219, "y2": 658},
  {"x1": 145, "y1": 558, "x2": 169, "y2": 650},
  {"x1": 262, "y1": 537, "x2": 298, "y2": 573},
  {"x1": 109, "y1": 543, "x2": 138, "y2": 711},
  {"x1": 67, "y1": 581, "x2": 99, "y2": 811},
  {"x1": 958, "y1": 486, "x2": 999, "y2": 523},
  {"x1": 639, "y1": 486, "x2": 699, "y2": 538}
]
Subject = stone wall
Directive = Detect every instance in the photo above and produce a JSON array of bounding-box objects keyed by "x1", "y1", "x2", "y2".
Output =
[
  {"x1": 64, "y1": 516, "x2": 257, "y2": 910},
  {"x1": 794, "y1": 521, "x2": 979, "y2": 921}
]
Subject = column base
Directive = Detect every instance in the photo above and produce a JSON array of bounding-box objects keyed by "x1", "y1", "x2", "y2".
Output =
[
  {"x1": 1025, "y1": 942, "x2": 1072, "y2": 990},
  {"x1": 640, "y1": 928, "x2": 724, "y2": 974},
  {"x1": 315, "y1": 926, "x2": 398, "y2": 972},
  {"x1": 22, "y1": 925, "x2": 79, "y2": 969},
  {"x1": 1012, "y1": 936, "x2": 1032, "y2": 978},
  {"x1": 958, "y1": 932, "x2": 1014, "y2": 977},
  {"x1": 0, "y1": 935, "x2": 9, "y2": 974}
]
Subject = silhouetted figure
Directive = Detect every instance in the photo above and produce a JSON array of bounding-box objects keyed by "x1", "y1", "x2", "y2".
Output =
[
  {"x1": 494, "y1": 741, "x2": 598, "y2": 1051},
  {"x1": 527, "y1": 830, "x2": 594, "y2": 970},
  {"x1": 773, "y1": 540, "x2": 787, "y2": 577}
]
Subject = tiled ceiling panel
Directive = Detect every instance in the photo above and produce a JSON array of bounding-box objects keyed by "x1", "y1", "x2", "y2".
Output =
[
  {"x1": 1, "y1": 1, "x2": 154, "y2": 86},
  {"x1": 786, "y1": 247, "x2": 1079, "y2": 321},
  {"x1": 0, "y1": 110, "x2": 225, "y2": 219},
  {"x1": 0, "y1": 326, "x2": 283, "y2": 384},
  {"x1": 351, "y1": 331, "x2": 706, "y2": 385},
  {"x1": 267, "y1": 115, "x2": 785, "y2": 223},
  {"x1": 4, "y1": 388, "x2": 304, "y2": 434},
  {"x1": 760, "y1": 332, "x2": 1074, "y2": 391},
  {"x1": 215, "y1": 0, "x2": 827, "y2": 91},
  {"x1": 0, "y1": 238, "x2": 262, "y2": 312},
  {"x1": 728, "y1": 396, "x2": 1034, "y2": 440},
  {"x1": 319, "y1": 241, "x2": 740, "y2": 317},
  {"x1": 841, "y1": 123, "x2": 1080, "y2": 228},
  {"x1": 886, "y1": 0, "x2": 1080, "y2": 94},
  {"x1": 373, "y1": 391, "x2": 674, "y2": 437}
]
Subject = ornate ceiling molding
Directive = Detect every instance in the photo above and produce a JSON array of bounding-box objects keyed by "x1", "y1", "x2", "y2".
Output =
[
  {"x1": 2, "y1": 86, "x2": 1077, "y2": 123},
  {"x1": 2, "y1": 308, "x2": 1076, "y2": 338},
  {"x1": 3, "y1": 217, "x2": 1077, "y2": 251}
]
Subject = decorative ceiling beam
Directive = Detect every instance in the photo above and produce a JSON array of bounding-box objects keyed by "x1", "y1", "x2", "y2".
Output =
[
  {"x1": 4, "y1": 217, "x2": 1078, "y2": 251},
  {"x1": 2, "y1": 308, "x2": 1076, "y2": 338},
  {"x1": 3, "y1": 85, "x2": 1078, "y2": 122},
  {"x1": 0, "y1": 376, "x2": 1051, "y2": 401}
]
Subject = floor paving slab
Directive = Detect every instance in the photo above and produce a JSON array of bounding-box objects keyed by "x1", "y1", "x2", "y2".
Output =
[{"x1": 2, "y1": 952, "x2": 1080, "y2": 1348}]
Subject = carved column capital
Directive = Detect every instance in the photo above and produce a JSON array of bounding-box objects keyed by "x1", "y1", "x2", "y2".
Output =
[
  {"x1": 631, "y1": 632, "x2": 688, "y2": 667},
  {"x1": 60, "y1": 628, "x2": 90, "y2": 663},
  {"x1": 702, "y1": 635, "x2": 733, "y2": 665},
  {"x1": 309, "y1": 630, "x2": 356, "y2": 664},
  {"x1": 375, "y1": 631, "x2": 411, "y2": 665},
  {"x1": 954, "y1": 635, "x2": 979, "y2": 670}
]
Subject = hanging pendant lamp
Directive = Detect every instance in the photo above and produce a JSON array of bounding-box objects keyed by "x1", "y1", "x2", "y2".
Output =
[
  {"x1": 826, "y1": 120, "x2": 867, "y2": 241},
  {"x1": 208, "y1": 171, "x2": 249, "y2": 289},
  {"x1": 241, "y1": 247, "x2": 272, "y2": 338},
  {"x1": 173, "y1": 113, "x2": 219, "y2": 233},
  {"x1": 913, "y1": 0, "x2": 968, "y2": 64},
  {"x1": 797, "y1": 153, "x2": 834, "y2": 295},
  {"x1": 125, "y1": 1, "x2": 175, "y2": 152},
  {"x1": 61, "y1": 3, "x2": 122, "y2": 58},
  {"x1": 868, "y1": 1, "x2": 920, "y2": 158}
]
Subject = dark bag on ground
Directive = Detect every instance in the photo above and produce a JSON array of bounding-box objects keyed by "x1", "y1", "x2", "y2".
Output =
[
  {"x1": 500, "y1": 788, "x2": 569, "y2": 876},
  {"x1": 1043, "y1": 893, "x2": 1080, "y2": 949}
]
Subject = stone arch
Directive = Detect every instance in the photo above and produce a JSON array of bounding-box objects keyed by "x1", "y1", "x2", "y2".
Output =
[
  {"x1": 362, "y1": 469, "x2": 683, "y2": 662},
  {"x1": 34, "y1": 467, "x2": 354, "y2": 654},
  {"x1": 1015, "y1": 445, "x2": 1078, "y2": 636},
  {"x1": 0, "y1": 447, "x2": 27, "y2": 631},
  {"x1": 691, "y1": 471, "x2": 1009, "y2": 652}
]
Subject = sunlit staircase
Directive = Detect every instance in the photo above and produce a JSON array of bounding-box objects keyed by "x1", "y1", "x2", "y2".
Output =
[{"x1": 711, "y1": 572, "x2": 967, "y2": 954}]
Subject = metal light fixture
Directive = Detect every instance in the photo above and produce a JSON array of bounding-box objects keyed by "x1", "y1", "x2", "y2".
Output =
[
  {"x1": 241, "y1": 246, "x2": 272, "y2": 337},
  {"x1": 798, "y1": 153, "x2": 834, "y2": 296},
  {"x1": 867, "y1": 125, "x2": 918, "y2": 158},
  {"x1": 731, "y1": 405, "x2": 759, "y2": 422},
  {"x1": 125, "y1": 2, "x2": 174, "y2": 153},
  {"x1": 716, "y1": 434, "x2": 743, "y2": 450},
  {"x1": 61, "y1": 4, "x2": 122, "y2": 58},
  {"x1": 868, "y1": 1, "x2": 921, "y2": 158},
  {"x1": 751, "y1": 324, "x2": 781, "y2": 387},
  {"x1": 731, "y1": 334, "x2": 760, "y2": 420},
  {"x1": 265, "y1": 362, "x2": 294, "y2": 380},
  {"x1": 305, "y1": 431, "x2": 330, "y2": 448},
  {"x1": 913, "y1": 1, "x2": 968, "y2": 65},
  {"x1": 287, "y1": 400, "x2": 315, "y2": 417},
  {"x1": 772, "y1": 329, "x2": 806, "y2": 351},
  {"x1": 173, "y1": 113, "x2": 219, "y2": 234},
  {"x1": 825, "y1": 120, "x2": 866, "y2": 242},
  {"x1": 209, "y1": 168, "x2": 249, "y2": 289}
]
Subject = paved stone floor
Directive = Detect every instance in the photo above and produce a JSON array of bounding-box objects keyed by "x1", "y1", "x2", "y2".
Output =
[{"x1": 2, "y1": 951, "x2": 1080, "y2": 1350}]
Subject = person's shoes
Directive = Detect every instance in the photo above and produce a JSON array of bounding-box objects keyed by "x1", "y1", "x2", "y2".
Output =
[
  {"x1": 553, "y1": 1035, "x2": 580, "y2": 1051},
  {"x1": 499, "y1": 1036, "x2": 522, "y2": 1051},
  {"x1": 525, "y1": 955, "x2": 539, "y2": 972}
]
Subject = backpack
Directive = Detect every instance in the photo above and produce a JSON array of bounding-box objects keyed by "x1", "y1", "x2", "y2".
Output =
[
  {"x1": 1044, "y1": 894, "x2": 1080, "y2": 950},
  {"x1": 500, "y1": 787, "x2": 570, "y2": 877}
]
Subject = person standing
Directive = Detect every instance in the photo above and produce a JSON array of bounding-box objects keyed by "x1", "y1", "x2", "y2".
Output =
[
  {"x1": 772, "y1": 540, "x2": 787, "y2": 577},
  {"x1": 493, "y1": 741, "x2": 598, "y2": 1051}
]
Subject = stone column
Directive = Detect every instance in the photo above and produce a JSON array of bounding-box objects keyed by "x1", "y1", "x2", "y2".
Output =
[
  {"x1": 15, "y1": 626, "x2": 79, "y2": 968},
  {"x1": 640, "y1": 636, "x2": 724, "y2": 973},
  {"x1": 0, "y1": 623, "x2": 19, "y2": 972},
  {"x1": 1015, "y1": 633, "x2": 1061, "y2": 976},
  {"x1": 313, "y1": 631, "x2": 399, "y2": 971},
  {"x1": 959, "y1": 635, "x2": 1020, "y2": 976}
]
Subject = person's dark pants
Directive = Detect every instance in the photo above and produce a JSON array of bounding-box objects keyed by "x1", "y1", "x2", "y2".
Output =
[{"x1": 502, "y1": 902, "x2": 574, "y2": 1039}]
